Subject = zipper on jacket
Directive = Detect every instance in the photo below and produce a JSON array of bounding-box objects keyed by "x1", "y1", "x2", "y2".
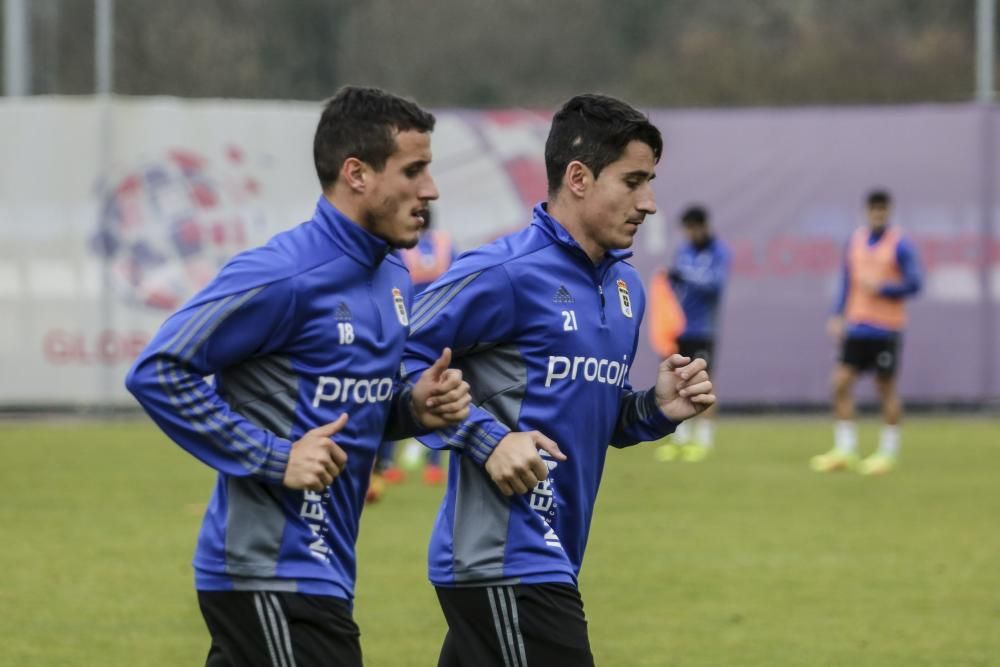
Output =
[
  {"x1": 367, "y1": 278, "x2": 384, "y2": 339},
  {"x1": 566, "y1": 243, "x2": 627, "y2": 327},
  {"x1": 595, "y1": 255, "x2": 630, "y2": 326}
]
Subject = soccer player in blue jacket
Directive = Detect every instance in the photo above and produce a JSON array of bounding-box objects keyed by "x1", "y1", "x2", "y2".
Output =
[
  {"x1": 656, "y1": 205, "x2": 731, "y2": 463},
  {"x1": 125, "y1": 87, "x2": 471, "y2": 667},
  {"x1": 402, "y1": 95, "x2": 717, "y2": 666}
]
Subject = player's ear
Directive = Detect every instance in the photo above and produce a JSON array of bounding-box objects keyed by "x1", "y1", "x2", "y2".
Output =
[
  {"x1": 564, "y1": 161, "x2": 591, "y2": 198},
  {"x1": 340, "y1": 157, "x2": 368, "y2": 193}
]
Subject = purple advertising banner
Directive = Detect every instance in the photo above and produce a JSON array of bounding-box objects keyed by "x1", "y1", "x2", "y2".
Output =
[{"x1": 626, "y1": 104, "x2": 999, "y2": 405}]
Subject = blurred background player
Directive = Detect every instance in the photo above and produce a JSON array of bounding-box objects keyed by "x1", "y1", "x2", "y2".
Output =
[
  {"x1": 655, "y1": 205, "x2": 731, "y2": 463},
  {"x1": 812, "y1": 189, "x2": 922, "y2": 475},
  {"x1": 369, "y1": 206, "x2": 457, "y2": 501}
]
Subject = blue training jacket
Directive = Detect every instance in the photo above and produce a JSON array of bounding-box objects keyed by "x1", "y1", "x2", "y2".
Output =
[
  {"x1": 126, "y1": 196, "x2": 421, "y2": 600},
  {"x1": 402, "y1": 204, "x2": 677, "y2": 588},
  {"x1": 669, "y1": 237, "x2": 731, "y2": 340}
]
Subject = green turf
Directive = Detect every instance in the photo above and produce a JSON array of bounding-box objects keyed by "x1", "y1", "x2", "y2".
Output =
[{"x1": 1, "y1": 417, "x2": 998, "y2": 666}]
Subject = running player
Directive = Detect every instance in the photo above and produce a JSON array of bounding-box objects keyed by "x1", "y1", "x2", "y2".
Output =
[
  {"x1": 402, "y1": 94, "x2": 716, "y2": 665},
  {"x1": 126, "y1": 86, "x2": 470, "y2": 666}
]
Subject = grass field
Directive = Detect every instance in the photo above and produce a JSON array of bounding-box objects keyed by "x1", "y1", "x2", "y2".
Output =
[{"x1": 1, "y1": 417, "x2": 998, "y2": 667}]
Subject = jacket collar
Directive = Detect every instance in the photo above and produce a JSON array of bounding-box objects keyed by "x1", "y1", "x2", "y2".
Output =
[
  {"x1": 530, "y1": 202, "x2": 633, "y2": 267},
  {"x1": 314, "y1": 196, "x2": 391, "y2": 269}
]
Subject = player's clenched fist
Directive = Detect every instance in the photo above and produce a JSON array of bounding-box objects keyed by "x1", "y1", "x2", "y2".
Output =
[
  {"x1": 654, "y1": 354, "x2": 716, "y2": 422},
  {"x1": 411, "y1": 347, "x2": 472, "y2": 429},
  {"x1": 485, "y1": 431, "x2": 567, "y2": 496},
  {"x1": 283, "y1": 413, "x2": 350, "y2": 491}
]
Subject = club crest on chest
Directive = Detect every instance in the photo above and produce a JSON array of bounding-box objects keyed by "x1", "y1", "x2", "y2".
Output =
[
  {"x1": 392, "y1": 287, "x2": 409, "y2": 326},
  {"x1": 616, "y1": 279, "x2": 633, "y2": 318}
]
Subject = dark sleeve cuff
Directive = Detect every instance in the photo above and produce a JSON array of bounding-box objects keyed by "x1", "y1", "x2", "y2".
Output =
[
  {"x1": 640, "y1": 388, "x2": 678, "y2": 436},
  {"x1": 382, "y1": 385, "x2": 431, "y2": 441}
]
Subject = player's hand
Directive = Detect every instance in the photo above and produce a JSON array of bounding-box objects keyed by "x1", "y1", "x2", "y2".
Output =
[
  {"x1": 283, "y1": 414, "x2": 349, "y2": 491},
  {"x1": 411, "y1": 348, "x2": 472, "y2": 429},
  {"x1": 826, "y1": 315, "x2": 845, "y2": 340},
  {"x1": 654, "y1": 354, "x2": 716, "y2": 422},
  {"x1": 485, "y1": 431, "x2": 567, "y2": 496}
]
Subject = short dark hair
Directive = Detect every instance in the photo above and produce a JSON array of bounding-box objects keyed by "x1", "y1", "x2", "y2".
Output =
[
  {"x1": 681, "y1": 205, "x2": 709, "y2": 226},
  {"x1": 545, "y1": 94, "x2": 663, "y2": 196},
  {"x1": 314, "y1": 86, "x2": 436, "y2": 189},
  {"x1": 867, "y1": 189, "x2": 892, "y2": 207}
]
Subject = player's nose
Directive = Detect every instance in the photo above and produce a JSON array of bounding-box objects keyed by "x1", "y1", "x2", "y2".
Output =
[
  {"x1": 637, "y1": 182, "x2": 657, "y2": 214},
  {"x1": 421, "y1": 175, "x2": 440, "y2": 202}
]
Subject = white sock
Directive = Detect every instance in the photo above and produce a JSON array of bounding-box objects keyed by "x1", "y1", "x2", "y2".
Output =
[
  {"x1": 879, "y1": 425, "x2": 901, "y2": 458},
  {"x1": 834, "y1": 420, "x2": 857, "y2": 455},
  {"x1": 695, "y1": 419, "x2": 714, "y2": 448},
  {"x1": 674, "y1": 420, "x2": 692, "y2": 445}
]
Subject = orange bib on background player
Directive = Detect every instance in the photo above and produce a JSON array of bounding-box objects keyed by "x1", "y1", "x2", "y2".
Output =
[
  {"x1": 401, "y1": 231, "x2": 454, "y2": 285},
  {"x1": 648, "y1": 269, "x2": 686, "y2": 357},
  {"x1": 845, "y1": 226, "x2": 906, "y2": 330}
]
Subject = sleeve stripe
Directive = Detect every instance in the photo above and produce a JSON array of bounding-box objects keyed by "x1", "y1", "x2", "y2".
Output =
[
  {"x1": 155, "y1": 286, "x2": 286, "y2": 480},
  {"x1": 170, "y1": 287, "x2": 278, "y2": 466},
  {"x1": 442, "y1": 420, "x2": 501, "y2": 465},
  {"x1": 466, "y1": 431, "x2": 495, "y2": 461},
  {"x1": 157, "y1": 357, "x2": 272, "y2": 471},
  {"x1": 411, "y1": 289, "x2": 438, "y2": 317},
  {"x1": 410, "y1": 271, "x2": 483, "y2": 334},
  {"x1": 157, "y1": 356, "x2": 271, "y2": 474},
  {"x1": 469, "y1": 431, "x2": 499, "y2": 462},
  {"x1": 410, "y1": 270, "x2": 482, "y2": 323},
  {"x1": 234, "y1": 398, "x2": 296, "y2": 459},
  {"x1": 165, "y1": 293, "x2": 239, "y2": 358},
  {"x1": 176, "y1": 287, "x2": 265, "y2": 360},
  {"x1": 410, "y1": 286, "x2": 447, "y2": 321}
]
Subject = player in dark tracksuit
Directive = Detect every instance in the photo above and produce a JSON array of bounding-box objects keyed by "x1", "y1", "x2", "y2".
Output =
[{"x1": 402, "y1": 95, "x2": 717, "y2": 667}]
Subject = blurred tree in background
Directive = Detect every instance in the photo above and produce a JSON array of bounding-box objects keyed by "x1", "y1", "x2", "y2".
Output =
[{"x1": 5, "y1": 0, "x2": 988, "y2": 106}]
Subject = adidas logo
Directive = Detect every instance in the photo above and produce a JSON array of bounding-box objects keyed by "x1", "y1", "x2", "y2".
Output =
[
  {"x1": 553, "y1": 285, "x2": 574, "y2": 304},
  {"x1": 334, "y1": 302, "x2": 352, "y2": 321}
]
